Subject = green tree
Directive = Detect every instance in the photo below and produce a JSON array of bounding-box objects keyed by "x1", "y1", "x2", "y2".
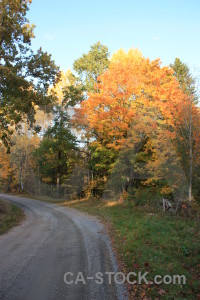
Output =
[
  {"x1": 73, "y1": 41, "x2": 110, "y2": 93},
  {"x1": 0, "y1": 0, "x2": 59, "y2": 147},
  {"x1": 170, "y1": 58, "x2": 196, "y2": 99},
  {"x1": 34, "y1": 103, "x2": 77, "y2": 195},
  {"x1": 170, "y1": 58, "x2": 199, "y2": 201},
  {"x1": 69, "y1": 42, "x2": 110, "y2": 196}
]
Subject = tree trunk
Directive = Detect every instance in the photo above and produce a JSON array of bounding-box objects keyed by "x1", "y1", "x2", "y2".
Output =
[
  {"x1": 38, "y1": 166, "x2": 41, "y2": 196},
  {"x1": 57, "y1": 150, "x2": 61, "y2": 198}
]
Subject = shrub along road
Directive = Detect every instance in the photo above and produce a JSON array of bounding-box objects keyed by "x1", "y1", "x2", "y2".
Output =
[{"x1": 0, "y1": 194, "x2": 126, "y2": 300}]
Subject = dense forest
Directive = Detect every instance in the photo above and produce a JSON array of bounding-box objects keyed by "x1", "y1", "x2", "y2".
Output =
[{"x1": 0, "y1": 0, "x2": 200, "y2": 213}]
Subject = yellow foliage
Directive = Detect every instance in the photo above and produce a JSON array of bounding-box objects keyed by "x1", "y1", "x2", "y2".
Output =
[{"x1": 48, "y1": 70, "x2": 72, "y2": 105}]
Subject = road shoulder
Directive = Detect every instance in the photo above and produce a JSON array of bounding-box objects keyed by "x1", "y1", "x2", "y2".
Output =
[{"x1": 0, "y1": 198, "x2": 25, "y2": 235}]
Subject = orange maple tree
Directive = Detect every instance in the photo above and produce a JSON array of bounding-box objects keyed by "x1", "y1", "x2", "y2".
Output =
[{"x1": 75, "y1": 49, "x2": 197, "y2": 197}]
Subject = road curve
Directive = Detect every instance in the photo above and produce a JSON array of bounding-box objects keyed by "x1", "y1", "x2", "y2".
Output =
[{"x1": 0, "y1": 194, "x2": 127, "y2": 300}]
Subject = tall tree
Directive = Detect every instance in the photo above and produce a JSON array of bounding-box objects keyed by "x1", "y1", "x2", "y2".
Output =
[
  {"x1": 34, "y1": 71, "x2": 78, "y2": 196},
  {"x1": 0, "y1": 0, "x2": 60, "y2": 147},
  {"x1": 71, "y1": 42, "x2": 110, "y2": 195},
  {"x1": 75, "y1": 49, "x2": 189, "y2": 198},
  {"x1": 170, "y1": 58, "x2": 196, "y2": 98},
  {"x1": 73, "y1": 41, "x2": 110, "y2": 93},
  {"x1": 170, "y1": 58, "x2": 199, "y2": 201}
]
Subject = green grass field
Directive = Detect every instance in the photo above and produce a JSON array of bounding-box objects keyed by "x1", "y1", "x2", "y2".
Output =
[
  {"x1": 0, "y1": 198, "x2": 24, "y2": 235},
  {"x1": 63, "y1": 198, "x2": 200, "y2": 299}
]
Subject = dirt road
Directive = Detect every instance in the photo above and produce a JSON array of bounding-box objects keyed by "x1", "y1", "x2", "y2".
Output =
[{"x1": 0, "y1": 194, "x2": 126, "y2": 300}]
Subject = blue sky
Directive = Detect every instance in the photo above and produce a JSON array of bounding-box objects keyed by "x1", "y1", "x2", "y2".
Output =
[{"x1": 27, "y1": 0, "x2": 200, "y2": 72}]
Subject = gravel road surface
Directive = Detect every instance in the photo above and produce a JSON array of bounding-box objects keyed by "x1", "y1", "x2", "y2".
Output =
[{"x1": 0, "y1": 194, "x2": 127, "y2": 300}]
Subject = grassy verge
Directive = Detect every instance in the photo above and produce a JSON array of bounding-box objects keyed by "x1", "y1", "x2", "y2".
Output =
[
  {"x1": 0, "y1": 198, "x2": 25, "y2": 235},
  {"x1": 63, "y1": 198, "x2": 200, "y2": 300}
]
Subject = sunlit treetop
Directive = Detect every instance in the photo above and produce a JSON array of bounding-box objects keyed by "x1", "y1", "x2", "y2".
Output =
[
  {"x1": 111, "y1": 48, "x2": 143, "y2": 64},
  {"x1": 48, "y1": 70, "x2": 73, "y2": 105}
]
